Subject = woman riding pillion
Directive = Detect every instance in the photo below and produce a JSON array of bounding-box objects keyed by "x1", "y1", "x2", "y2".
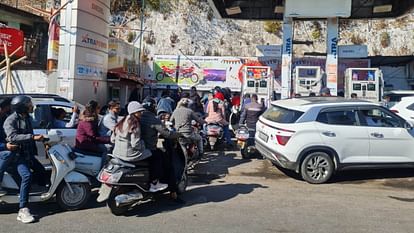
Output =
[
  {"x1": 112, "y1": 101, "x2": 168, "y2": 192},
  {"x1": 205, "y1": 96, "x2": 233, "y2": 147}
]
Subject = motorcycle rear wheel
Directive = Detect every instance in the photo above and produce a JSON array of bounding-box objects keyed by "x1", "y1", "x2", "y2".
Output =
[
  {"x1": 190, "y1": 74, "x2": 199, "y2": 83},
  {"x1": 107, "y1": 187, "x2": 129, "y2": 216}
]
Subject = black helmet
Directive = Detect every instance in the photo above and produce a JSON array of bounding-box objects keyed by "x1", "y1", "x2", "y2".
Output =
[
  {"x1": 142, "y1": 96, "x2": 156, "y2": 113},
  {"x1": 11, "y1": 95, "x2": 33, "y2": 114}
]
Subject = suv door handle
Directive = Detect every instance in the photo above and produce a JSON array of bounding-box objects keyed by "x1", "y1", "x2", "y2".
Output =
[
  {"x1": 322, "y1": 131, "x2": 336, "y2": 137},
  {"x1": 370, "y1": 132, "x2": 384, "y2": 138}
]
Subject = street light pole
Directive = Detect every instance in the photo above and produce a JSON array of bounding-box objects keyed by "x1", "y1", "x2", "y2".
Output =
[{"x1": 137, "y1": 0, "x2": 145, "y2": 79}]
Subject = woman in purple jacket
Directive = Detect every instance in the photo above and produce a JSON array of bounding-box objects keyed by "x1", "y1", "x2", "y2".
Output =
[{"x1": 75, "y1": 100, "x2": 110, "y2": 154}]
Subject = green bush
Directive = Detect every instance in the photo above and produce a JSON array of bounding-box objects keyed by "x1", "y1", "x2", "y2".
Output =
[
  {"x1": 264, "y1": 21, "x2": 282, "y2": 34},
  {"x1": 380, "y1": 32, "x2": 390, "y2": 48},
  {"x1": 127, "y1": 31, "x2": 136, "y2": 43},
  {"x1": 311, "y1": 29, "x2": 321, "y2": 40}
]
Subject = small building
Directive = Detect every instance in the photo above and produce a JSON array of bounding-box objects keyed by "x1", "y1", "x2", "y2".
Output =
[
  {"x1": 107, "y1": 38, "x2": 144, "y2": 106},
  {"x1": 0, "y1": 3, "x2": 48, "y2": 69}
]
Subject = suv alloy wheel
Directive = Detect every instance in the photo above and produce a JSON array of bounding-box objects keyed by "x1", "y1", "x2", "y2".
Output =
[{"x1": 300, "y1": 151, "x2": 334, "y2": 184}]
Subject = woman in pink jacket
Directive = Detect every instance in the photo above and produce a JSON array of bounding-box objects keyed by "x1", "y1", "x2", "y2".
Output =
[{"x1": 205, "y1": 98, "x2": 233, "y2": 146}]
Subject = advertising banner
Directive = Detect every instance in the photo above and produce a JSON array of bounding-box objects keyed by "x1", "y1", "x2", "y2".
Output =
[
  {"x1": 0, "y1": 27, "x2": 24, "y2": 57},
  {"x1": 47, "y1": 15, "x2": 60, "y2": 60},
  {"x1": 153, "y1": 55, "x2": 369, "y2": 92},
  {"x1": 153, "y1": 55, "x2": 283, "y2": 91}
]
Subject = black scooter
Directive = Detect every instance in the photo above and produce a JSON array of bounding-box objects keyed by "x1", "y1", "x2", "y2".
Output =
[{"x1": 96, "y1": 138, "x2": 188, "y2": 215}]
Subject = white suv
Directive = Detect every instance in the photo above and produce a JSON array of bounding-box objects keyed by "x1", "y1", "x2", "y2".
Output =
[
  {"x1": 255, "y1": 97, "x2": 414, "y2": 184},
  {"x1": 390, "y1": 96, "x2": 414, "y2": 125},
  {"x1": 0, "y1": 94, "x2": 81, "y2": 158}
]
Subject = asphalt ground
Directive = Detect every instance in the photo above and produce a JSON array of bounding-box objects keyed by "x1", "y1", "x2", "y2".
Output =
[{"x1": 0, "y1": 149, "x2": 413, "y2": 233}]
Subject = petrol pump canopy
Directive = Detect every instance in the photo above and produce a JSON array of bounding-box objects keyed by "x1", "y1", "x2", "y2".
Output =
[{"x1": 207, "y1": 0, "x2": 414, "y2": 20}]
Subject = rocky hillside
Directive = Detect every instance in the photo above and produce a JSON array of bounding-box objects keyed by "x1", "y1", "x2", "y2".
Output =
[
  {"x1": 112, "y1": 0, "x2": 414, "y2": 60},
  {"x1": 5, "y1": 0, "x2": 414, "y2": 58}
]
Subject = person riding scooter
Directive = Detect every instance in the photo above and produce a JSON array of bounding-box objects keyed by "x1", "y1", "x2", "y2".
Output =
[
  {"x1": 140, "y1": 97, "x2": 184, "y2": 202},
  {"x1": 112, "y1": 101, "x2": 167, "y2": 192},
  {"x1": 3, "y1": 95, "x2": 46, "y2": 223},
  {"x1": 238, "y1": 94, "x2": 263, "y2": 158},
  {"x1": 239, "y1": 94, "x2": 264, "y2": 129},
  {"x1": 0, "y1": 97, "x2": 18, "y2": 196},
  {"x1": 170, "y1": 98, "x2": 206, "y2": 158}
]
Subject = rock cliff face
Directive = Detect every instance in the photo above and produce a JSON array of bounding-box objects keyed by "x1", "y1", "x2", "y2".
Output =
[
  {"x1": 5, "y1": 0, "x2": 414, "y2": 60},
  {"x1": 114, "y1": 0, "x2": 414, "y2": 61}
]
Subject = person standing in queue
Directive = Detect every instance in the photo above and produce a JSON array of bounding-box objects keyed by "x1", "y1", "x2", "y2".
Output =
[
  {"x1": 3, "y1": 95, "x2": 46, "y2": 223},
  {"x1": 99, "y1": 100, "x2": 121, "y2": 136}
]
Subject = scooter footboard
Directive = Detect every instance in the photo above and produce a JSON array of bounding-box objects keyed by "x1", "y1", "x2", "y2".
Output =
[{"x1": 64, "y1": 171, "x2": 90, "y2": 183}]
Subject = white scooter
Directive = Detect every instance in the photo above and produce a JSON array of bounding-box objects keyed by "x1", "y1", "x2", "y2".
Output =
[{"x1": 0, "y1": 130, "x2": 91, "y2": 210}]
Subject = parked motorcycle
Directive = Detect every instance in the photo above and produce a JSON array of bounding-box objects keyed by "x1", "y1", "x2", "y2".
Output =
[
  {"x1": 0, "y1": 130, "x2": 91, "y2": 210},
  {"x1": 236, "y1": 125, "x2": 257, "y2": 159},
  {"x1": 205, "y1": 123, "x2": 224, "y2": 150},
  {"x1": 96, "y1": 138, "x2": 188, "y2": 216}
]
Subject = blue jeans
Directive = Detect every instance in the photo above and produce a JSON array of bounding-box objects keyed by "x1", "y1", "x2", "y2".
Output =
[
  {"x1": 0, "y1": 150, "x2": 14, "y2": 185},
  {"x1": 223, "y1": 125, "x2": 232, "y2": 144},
  {"x1": 16, "y1": 160, "x2": 31, "y2": 208}
]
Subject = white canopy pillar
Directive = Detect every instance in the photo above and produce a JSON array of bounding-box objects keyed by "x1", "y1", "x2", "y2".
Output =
[
  {"x1": 325, "y1": 17, "x2": 339, "y2": 96},
  {"x1": 280, "y1": 17, "x2": 294, "y2": 99}
]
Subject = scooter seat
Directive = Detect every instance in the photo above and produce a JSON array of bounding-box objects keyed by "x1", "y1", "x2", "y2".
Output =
[
  {"x1": 110, "y1": 158, "x2": 150, "y2": 168},
  {"x1": 72, "y1": 148, "x2": 102, "y2": 157}
]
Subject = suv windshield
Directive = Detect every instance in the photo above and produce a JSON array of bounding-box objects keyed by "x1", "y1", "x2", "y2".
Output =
[{"x1": 262, "y1": 105, "x2": 304, "y2": 123}]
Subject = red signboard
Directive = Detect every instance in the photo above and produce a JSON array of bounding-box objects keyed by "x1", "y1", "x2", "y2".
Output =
[{"x1": 0, "y1": 28, "x2": 25, "y2": 57}]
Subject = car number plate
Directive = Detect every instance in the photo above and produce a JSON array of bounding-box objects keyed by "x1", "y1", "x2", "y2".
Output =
[{"x1": 258, "y1": 131, "x2": 269, "y2": 142}]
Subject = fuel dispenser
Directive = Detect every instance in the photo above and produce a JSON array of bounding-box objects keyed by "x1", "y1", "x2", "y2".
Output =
[
  {"x1": 344, "y1": 68, "x2": 383, "y2": 102},
  {"x1": 294, "y1": 66, "x2": 322, "y2": 96},
  {"x1": 241, "y1": 66, "x2": 273, "y2": 106}
]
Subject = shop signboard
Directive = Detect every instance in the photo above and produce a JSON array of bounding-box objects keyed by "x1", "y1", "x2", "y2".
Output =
[{"x1": 0, "y1": 27, "x2": 24, "y2": 57}]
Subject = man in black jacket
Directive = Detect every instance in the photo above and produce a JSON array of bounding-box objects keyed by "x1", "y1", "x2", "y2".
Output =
[
  {"x1": 4, "y1": 95, "x2": 45, "y2": 223},
  {"x1": 140, "y1": 97, "x2": 185, "y2": 203},
  {"x1": 239, "y1": 94, "x2": 264, "y2": 129}
]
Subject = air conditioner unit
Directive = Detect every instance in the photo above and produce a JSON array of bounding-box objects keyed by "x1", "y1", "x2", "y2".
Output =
[{"x1": 225, "y1": 6, "x2": 242, "y2": 15}]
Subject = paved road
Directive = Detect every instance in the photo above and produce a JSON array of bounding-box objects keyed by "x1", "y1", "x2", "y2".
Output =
[{"x1": 1, "y1": 150, "x2": 413, "y2": 233}]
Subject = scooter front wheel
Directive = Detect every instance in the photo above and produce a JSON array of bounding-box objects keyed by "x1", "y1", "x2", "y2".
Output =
[
  {"x1": 107, "y1": 187, "x2": 129, "y2": 216},
  {"x1": 177, "y1": 172, "x2": 188, "y2": 194},
  {"x1": 56, "y1": 182, "x2": 91, "y2": 210}
]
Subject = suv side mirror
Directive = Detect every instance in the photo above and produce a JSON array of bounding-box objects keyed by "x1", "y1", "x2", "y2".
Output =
[{"x1": 404, "y1": 121, "x2": 413, "y2": 130}]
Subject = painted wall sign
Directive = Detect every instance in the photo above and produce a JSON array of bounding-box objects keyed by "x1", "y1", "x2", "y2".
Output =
[{"x1": 0, "y1": 28, "x2": 24, "y2": 57}]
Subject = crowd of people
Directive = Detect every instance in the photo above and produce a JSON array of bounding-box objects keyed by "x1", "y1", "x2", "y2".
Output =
[{"x1": 0, "y1": 85, "x2": 359, "y2": 223}]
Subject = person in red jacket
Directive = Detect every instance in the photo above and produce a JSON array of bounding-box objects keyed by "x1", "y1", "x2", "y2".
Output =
[{"x1": 75, "y1": 100, "x2": 110, "y2": 154}]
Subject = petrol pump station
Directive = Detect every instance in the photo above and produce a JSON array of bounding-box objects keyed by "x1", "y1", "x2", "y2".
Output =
[
  {"x1": 344, "y1": 68, "x2": 383, "y2": 102},
  {"x1": 294, "y1": 66, "x2": 322, "y2": 96},
  {"x1": 208, "y1": 1, "x2": 414, "y2": 101},
  {"x1": 241, "y1": 66, "x2": 273, "y2": 105}
]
